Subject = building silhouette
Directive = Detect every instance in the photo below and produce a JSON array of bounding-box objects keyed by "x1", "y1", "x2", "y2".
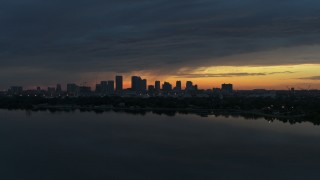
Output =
[
  {"x1": 141, "y1": 79, "x2": 147, "y2": 91},
  {"x1": 155, "y1": 81, "x2": 161, "y2": 91},
  {"x1": 115, "y1": 76, "x2": 123, "y2": 92},
  {"x1": 221, "y1": 83, "x2": 233, "y2": 93},
  {"x1": 100, "y1": 81, "x2": 108, "y2": 94},
  {"x1": 162, "y1": 82, "x2": 172, "y2": 92},
  {"x1": 176, "y1": 81, "x2": 182, "y2": 91},
  {"x1": 186, "y1": 81, "x2": 193, "y2": 90},
  {"x1": 9, "y1": 86, "x2": 23, "y2": 95},
  {"x1": 67, "y1": 83, "x2": 78, "y2": 95},
  {"x1": 56, "y1": 84, "x2": 62, "y2": 93},
  {"x1": 107, "y1": 80, "x2": 114, "y2": 93},
  {"x1": 132, "y1": 76, "x2": 142, "y2": 92}
]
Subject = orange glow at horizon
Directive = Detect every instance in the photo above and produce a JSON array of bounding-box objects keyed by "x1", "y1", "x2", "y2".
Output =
[{"x1": 116, "y1": 64, "x2": 320, "y2": 90}]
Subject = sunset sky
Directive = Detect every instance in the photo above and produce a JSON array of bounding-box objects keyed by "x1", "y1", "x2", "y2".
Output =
[{"x1": 1, "y1": 0, "x2": 320, "y2": 90}]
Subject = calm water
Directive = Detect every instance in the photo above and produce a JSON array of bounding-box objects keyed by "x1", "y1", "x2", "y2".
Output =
[{"x1": 1, "y1": 110, "x2": 320, "y2": 180}]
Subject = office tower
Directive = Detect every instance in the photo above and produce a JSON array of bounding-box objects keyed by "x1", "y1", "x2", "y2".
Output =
[
  {"x1": 132, "y1": 76, "x2": 142, "y2": 91},
  {"x1": 56, "y1": 84, "x2": 62, "y2": 93},
  {"x1": 95, "y1": 84, "x2": 102, "y2": 94},
  {"x1": 221, "y1": 83, "x2": 233, "y2": 93},
  {"x1": 162, "y1": 82, "x2": 172, "y2": 92},
  {"x1": 100, "y1": 81, "x2": 108, "y2": 94},
  {"x1": 107, "y1": 80, "x2": 114, "y2": 93},
  {"x1": 79, "y1": 86, "x2": 91, "y2": 95},
  {"x1": 176, "y1": 81, "x2": 182, "y2": 91},
  {"x1": 141, "y1": 79, "x2": 147, "y2": 91},
  {"x1": 155, "y1": 81, "x2": 160, "y2": 91},
  {"x1": 186, "y1": 81, "x2": 193, "y2": 90},
  {"x1": 115, "y1": 76, "x2": 123, "y2": 92},
  {"x1": 9, "y1": 86, "x2": 23, "y2": 95},
  {"x1": 67, "y1": 83, "x2": 78, "y2": 94}
]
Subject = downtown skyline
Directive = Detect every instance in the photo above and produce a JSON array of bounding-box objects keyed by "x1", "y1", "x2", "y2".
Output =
[
  {"x1": 0, "y1": 0, "x2": 320, "y2": 90},
  {"x1": 1, "y1": 69, "x2": 319, "y2": 91}
]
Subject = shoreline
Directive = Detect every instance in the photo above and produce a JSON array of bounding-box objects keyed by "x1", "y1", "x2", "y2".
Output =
[{"x1": 16, "y1": 104, "x2": 306, "y2": 119}]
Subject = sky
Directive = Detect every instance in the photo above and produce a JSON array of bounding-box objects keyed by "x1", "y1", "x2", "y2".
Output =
[{"x1": 1, "y1": 0, "x2": 320, "y2": 90}]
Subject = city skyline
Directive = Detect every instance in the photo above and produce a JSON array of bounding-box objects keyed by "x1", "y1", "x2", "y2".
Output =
[
  {"x1": 5, "y1": 75, "x2": 235, "y2": 92},
  {"x1": 2, "y1": 72, "x2": 319, "y2": 91},
  {"x1": 0, "y1": 1, "x2": 320, "y2": 90}
]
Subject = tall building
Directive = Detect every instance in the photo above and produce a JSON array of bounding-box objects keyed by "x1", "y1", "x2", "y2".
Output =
[
  {"x1": 221, "y1": 83, "x2": 233, "y2": 93},
  {"x1": 9, "y1": 86, "x2": 23, "y2": 95},
  {"x1": 100, "y1": 81, "x2": 108, "y2": 94},
  {"x1": 141, "y1": 79, "x2": 147, "y2": 91},
  {"x1": 56, "y1": 84, "x2": 62, "y2": 93},
  {"x1": 95, "y1": 84, "x2": 102, "y2": 94},
  {"x1": 186, "y1": 81, "x2": 193, "y2": 90},
  {"x1": 132, "y1": 76, "x2": 142, "y2": 92},
  {"x1": 115, "y1": 76, "x2": 123, "y2": 92},
  {"x1": 67, "y1": 83, "x2": 78, "y2": 94},
  {"x1": 79, "y1": 86, "x2": 92, "y2": 95},
  {"x1": 162, "y1": 82, "x2": 172, "y2": 92},
  {"x1": 155, "y1": 81, "x2": 161, "y2": 91},
  {"x1": 107, "y1": 80, "x2": 114, "y2": 93},
  {"x1": 176, "y1": 81, "x2": 182, "y2": 91}
]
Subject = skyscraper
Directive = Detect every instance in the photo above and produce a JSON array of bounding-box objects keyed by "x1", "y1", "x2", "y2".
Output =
[
  {"x1": 67, "y1": 83, "x2": 78, "y2": 94},
  {"x1": 155, "y1": 81, "x2": 160, "y2": 91},
  {"x1": 186, "y1": 81, "x2": 193, "y2": 90},
  {"x1": 115, "y1": 76, "x2": 123, "y2": 92},
  {"x1": 141, "y1": 79, "x2": 147, "y2": 91},
  {"x1": 101, "y1": 81, "x2": 108, "y2": 94},
  {"x1": 107, "y1": 80, "x2": 114, "y2": 93},
  {"x1": 56, "y1": 84, "x2": 62, "y2": 93},
  {"x1": 176, "y1": 81, "x2": 182, "y2": 91},
  {"x1": 162, "y1": 82, "x2": 172, "y2": 92},
  {"x1": 221, "y1": 83, "x2": 233, "y2": 93},
  {"x1": 132, "y1": 76, "x2": 142, "y2": 92}
]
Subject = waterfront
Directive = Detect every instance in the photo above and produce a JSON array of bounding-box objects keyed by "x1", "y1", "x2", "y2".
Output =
[{"x1": 1, "y1": 110, "x2": 320, "y2": 179}]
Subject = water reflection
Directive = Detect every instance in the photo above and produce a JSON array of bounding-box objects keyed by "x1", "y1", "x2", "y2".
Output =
[
  {"x1": 23, "y1": 108, "x2": 319, "y2": 126},
  {"x1": 1, "y1": 109, "x2": 320, "y2": 180}
]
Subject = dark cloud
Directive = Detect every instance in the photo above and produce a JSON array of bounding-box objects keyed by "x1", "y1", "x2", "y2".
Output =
[
  {"x1": 1, "y1": 0, "x2": 320, "y2": 87},
  {"x1": 175, "y1": 71, "x2": 295, "y2": 78},
  {"x1": 298, "y1": 76, "x2": 320, "y2": 80}
]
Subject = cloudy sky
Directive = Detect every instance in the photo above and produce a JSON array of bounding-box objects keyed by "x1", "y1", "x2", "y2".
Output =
[{"x1": 1, "y1": 0, "x2": 320, "y2": 89}]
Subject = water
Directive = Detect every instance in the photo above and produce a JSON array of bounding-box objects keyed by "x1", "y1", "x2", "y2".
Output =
[{"x1": 1, "y1": 109, "x2": 320, "y2": 180}]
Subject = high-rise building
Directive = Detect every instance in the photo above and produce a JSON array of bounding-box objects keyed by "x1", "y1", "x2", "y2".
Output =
[
  {"x1": 100, "y1": 81, "x2": 108, "y2": 94},
  {"x1": 56, "y1": 84, "x2": 62, "y2": 93},
  {"x1": 186, "y1": 81, "x2": 193, "y2": 90},
  {"x1": 141, "y1": 79, "x2": 147, "y2": 91},
  {"x1": 115, "y1": 76, "x2": 123, "y2": 92},
  {"x1": 132, "y1": 76, "x2": 142, "y2": 92},
  {"x1": 162, "y1": 82, "x2": 172, "y2": 92},
  {"x1": 221, "y1": 83, "x2": 233, "y2": 93},
  {"x1": 67, "y1": 83, "x2": 78, "y2": 94},
  {"x1": 95, "y1": 84, "x2": 102, "y2": 94},
  {"x1": 9, "y1": 86, "x2": 23, "y2": 95},
  {"x1": 176, "y1": 81, "x2": 182, "y2": 91},
  {"x1": 79, "y1": 86, "x2": 91, "y2": 95},
  {"x1": 107, "y1": 80, "x2": 114, "y2": 93},
  {"x1": 155, "y1": 81, "x2": 161, "y2": 91}
]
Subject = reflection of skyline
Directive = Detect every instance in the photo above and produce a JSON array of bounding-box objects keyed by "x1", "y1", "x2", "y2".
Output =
[{"x1": 23, "y1": 108, "x2": 320, "y2": 126}]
